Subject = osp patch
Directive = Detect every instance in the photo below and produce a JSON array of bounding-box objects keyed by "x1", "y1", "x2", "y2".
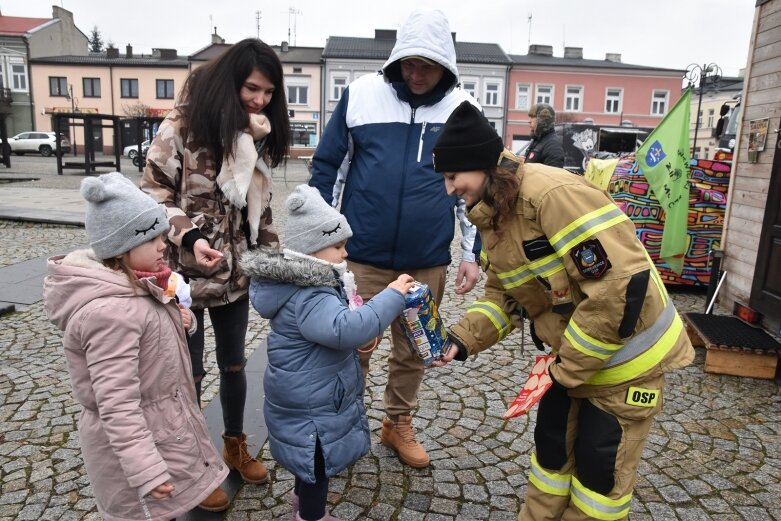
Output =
[{"x1": 570, "y1": 239, "x2": 611, "y2": 279}]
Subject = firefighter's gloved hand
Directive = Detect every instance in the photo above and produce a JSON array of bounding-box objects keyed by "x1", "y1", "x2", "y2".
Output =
[
  {"x1": 502, "y1": 294, "x2": 526, "y2": 329},
  {"x1": 429, "y1": 333, "x2": 468, "y2": 368},
  {"x1": 529, "y1": 321, "x2": 548, "y2": 352}
]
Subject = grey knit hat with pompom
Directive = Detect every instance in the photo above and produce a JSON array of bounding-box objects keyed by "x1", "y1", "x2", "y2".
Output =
[
  {"x1": 80, "y1": 172, "x2": 169, "y2": 259},
  {"x1": 284, "y1": 184, "x2": 352, "y2": 255}
]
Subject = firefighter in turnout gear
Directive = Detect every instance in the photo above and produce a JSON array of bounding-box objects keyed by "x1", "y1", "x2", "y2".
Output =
[{"x1": 431, "y1": 101, "x2": 695, "y2": 521}]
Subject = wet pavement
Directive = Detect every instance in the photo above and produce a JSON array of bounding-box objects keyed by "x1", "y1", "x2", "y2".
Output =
[{"x1": 0, "y1": 157, "x2": 779, "y2": 521}]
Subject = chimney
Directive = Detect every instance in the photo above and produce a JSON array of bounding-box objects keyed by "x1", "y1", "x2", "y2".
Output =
[
  {"x1": 51, "y1": 6, "x2": 74, "y2": 23},
  {"x1": 374, "y1": 29, "x2": 397, "y2": 40},
  {"x1": 528, "y1": 44, "x2": 553, "y2": 56},
  {"x1": 153, "y1": 48, "x2": 177, "y2": 60},
  {"x1": 106, "y1": 47, "x2": 119, "y2": 59},
  {"x1": 126, "y1": 44, "x2": 133, "y2": 59},
  {"x1": 211, "y1": 26, "x2": 225, "y2": 44},
  {"x1": 563, "y1": 47, "x2": 583, "y2": 59},
  {"x1": 605, "y1": 52, "x2": 622, "y2": 63},
  {"x1": 281, "y1": 41, "x2": 289, "y2": 52}
]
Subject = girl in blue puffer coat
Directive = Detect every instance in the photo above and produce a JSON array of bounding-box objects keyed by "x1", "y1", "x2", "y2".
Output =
[{"x1": 241, "y1": 185, "x2": 414, "y2": 521}]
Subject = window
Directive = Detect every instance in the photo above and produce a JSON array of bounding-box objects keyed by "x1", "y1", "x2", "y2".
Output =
[
  {"x1": 535, "y1": 84, "x2": 553, "y2": 105},
  {"x1": 698, "y1": 110, "x2": 704, "y2": 128},
  {"x1": 651, "y1": 90, "x2": 668, "y2": 115},
  {"x1": 515, "y1": 83, "x2": 530, "y2": 110},
  {"x1": 121, "y1": 78, "x2": 138, "y2": 98},
  {"x1": 331, "y1": 74, "x2": 348, "y2": 101},
  {"x1": 293, "y1": 67, "x2": 302, "y2": 73},
  {"x1": 49, "y1": 76, "x2": 68, "y2": 97},
  {"x1": 287, "y1": 85, "x2": 308, "y2": 105},
  {"x1": 11, "y1": 59, "x2": 28, "y2": 91},
  {"x1": 0, "y1": 63, "x2": 4, "y2": 89},
  {"x1": 483, "y1": 81, "x2": 501, "y2": 106},
  {"x1": 286, "y1": 76, "x2": 310, "y2": 106},
  {"x1": 156, "y1": 79, "x2": 174, "y2": 99},
  {"x1": 605, "y1": 88, "x2": 622, "y2": 113},
  {"x1": 83, "y1": 78, "x2": 101, "y2": 98},
  {"x1": 461, "y1": 77, "x2": 478, "y2": 100},
  {"x1": 707, "y1": 108, "x2": 715, "y2": 128},
  {"x1": 290, "y1": 122, "x2": 317, "y2": 147},
  {"x1": 565, "y1": 85, "x2": 583, "y2": 112}
]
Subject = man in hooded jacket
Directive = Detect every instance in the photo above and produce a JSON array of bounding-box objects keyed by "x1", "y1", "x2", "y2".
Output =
[
  {"x1": 523, "y1": 103, "x2": 565, "y2": 168},
  {"x1": 309, "y1": 9, "x2": 481, "y2": 468}
]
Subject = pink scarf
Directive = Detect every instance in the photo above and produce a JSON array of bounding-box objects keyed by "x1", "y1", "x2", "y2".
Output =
[{"x1": 132, "y1": 265, "x2": 173, "y2": 290}]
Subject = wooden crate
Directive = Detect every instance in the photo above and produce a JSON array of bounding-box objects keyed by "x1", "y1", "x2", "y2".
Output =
[{"x1": 684, "y1": 314, "x2": 779, "y2": 380}]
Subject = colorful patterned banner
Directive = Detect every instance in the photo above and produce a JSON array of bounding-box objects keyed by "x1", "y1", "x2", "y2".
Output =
[{"x1": 607, "y1": 158, "x2": 731, "y2": 286}]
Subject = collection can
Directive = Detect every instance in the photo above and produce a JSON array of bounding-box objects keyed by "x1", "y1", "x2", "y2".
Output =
[{"x1": 400, "y1": 282, "x2": 448, "y2": 366}]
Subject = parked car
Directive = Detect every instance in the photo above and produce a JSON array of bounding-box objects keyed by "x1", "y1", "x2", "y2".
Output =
[
  {"x1": 0, "y1": 132, "x2": 71, "y2": 157},
  {"x1": 123, "y1": 140, "x2": 150, "y2": 159}
]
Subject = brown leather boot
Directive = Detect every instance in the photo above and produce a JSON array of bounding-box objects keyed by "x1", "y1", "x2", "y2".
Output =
[
  {"x1": 222, "y1": 432, "x2": 269, "y2": 484},
  {"x1": 380, "y1": 415, "x2": 430, "y2": 468},
  {"x1": 198, "y1": 486, "x2": 229, "y2": 512}
]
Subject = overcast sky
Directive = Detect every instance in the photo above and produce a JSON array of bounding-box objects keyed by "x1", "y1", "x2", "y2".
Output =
[{"x1": 8, "y1": 0, "x2": 755, "y2": 77}]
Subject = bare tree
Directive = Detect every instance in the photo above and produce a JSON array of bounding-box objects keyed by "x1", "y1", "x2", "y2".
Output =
[
  {"x1": 88, "y1": 26, "x2": 104, "y2": 53},
  {"x1": 122, "y1": 102, "x2": 150, "y2": 117}
]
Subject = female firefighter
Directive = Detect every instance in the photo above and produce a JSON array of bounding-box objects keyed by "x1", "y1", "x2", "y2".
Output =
[{"x1": 431, "y1": 100, "x2": 694, "y2": 521}]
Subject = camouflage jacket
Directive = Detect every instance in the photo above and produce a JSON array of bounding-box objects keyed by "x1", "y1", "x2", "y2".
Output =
[{"x1": 141, "y1": 108, "x2": 280, "y2": 309}]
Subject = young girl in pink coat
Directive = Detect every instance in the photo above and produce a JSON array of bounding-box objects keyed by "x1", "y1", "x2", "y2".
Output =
[{"x1": 44, "y1": 172, "x2": 229, "y2": 520}]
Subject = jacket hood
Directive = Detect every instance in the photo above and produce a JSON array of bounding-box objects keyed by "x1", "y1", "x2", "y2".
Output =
[
  {"x1": 382, "y1": 9, "x2": 458, "y2": 91},
  {"x1": 240, "y1": 249, "x2": 340, "y2": 319},
  {"x1": 44, "y1": 249, "x2": 166, "y2": 331}
]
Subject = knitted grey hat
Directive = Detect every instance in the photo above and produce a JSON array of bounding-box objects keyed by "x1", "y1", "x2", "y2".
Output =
[
  {"x1": 80, "y1": 172, "x2": 169, "y2": 259},
  {"x1": 284, "y1": 185, "x2": 352, "y2": 255}
]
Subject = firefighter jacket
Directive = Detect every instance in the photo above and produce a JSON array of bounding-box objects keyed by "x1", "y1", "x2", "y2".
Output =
[{"x1": 448, "y1": 155, "x2": 694, "y2": 396}]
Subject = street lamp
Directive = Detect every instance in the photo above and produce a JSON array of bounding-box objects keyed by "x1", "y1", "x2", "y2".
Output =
[
  {"x1": 684, "y1": 63, "x2": 721, "y2": 159},
  {"x1": 64, "y1": 84, "x2": 79, "y2": 156}
]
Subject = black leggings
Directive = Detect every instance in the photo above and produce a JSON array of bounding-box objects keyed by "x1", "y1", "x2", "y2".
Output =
[
  {"x1": 188, "y1": 298, "x2": 248, "y2": 437},
  {"x1": 294, "y1": 439, "x2": 329, "y2": 521}
]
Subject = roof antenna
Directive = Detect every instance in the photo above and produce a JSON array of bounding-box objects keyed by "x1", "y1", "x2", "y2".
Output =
[{"x1": 562, "y1": 25, "x2": 566, "y2": 51}]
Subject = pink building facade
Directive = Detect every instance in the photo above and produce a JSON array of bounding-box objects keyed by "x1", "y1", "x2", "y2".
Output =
[{"x1": 506, "y1": 46, "x2": 684, "y2": 151}]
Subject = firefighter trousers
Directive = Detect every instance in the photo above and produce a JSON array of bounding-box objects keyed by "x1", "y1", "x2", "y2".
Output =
[{"x1": 519, "y1": 374, "x2": 665, "y2": 521}]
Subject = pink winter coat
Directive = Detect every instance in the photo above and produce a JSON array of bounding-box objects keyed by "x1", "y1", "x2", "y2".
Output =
[{"x1": 43, "y1": 249, "x2": 228, "y2": 521}]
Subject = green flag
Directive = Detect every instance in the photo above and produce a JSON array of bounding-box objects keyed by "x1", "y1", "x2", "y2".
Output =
[{"x1": 637, "y1": 88, "x2": 692, "y2": 274}]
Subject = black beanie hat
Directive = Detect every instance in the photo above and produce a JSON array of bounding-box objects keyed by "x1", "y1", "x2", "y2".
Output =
[{"x1": 433, "y1": 101, "x2": 505, "y2": 173}]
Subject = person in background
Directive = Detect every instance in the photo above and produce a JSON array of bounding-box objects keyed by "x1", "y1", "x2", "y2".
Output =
[
  {"x1": 309, "y1": 8, "x2": 481, "y2": 469},
  {"x1": 522, "y1": 102, "x2": 565, "y2": 167},
  {"x1": 241, "y1": 185, "x2": 415, "y2": 521},
  {"x1": 43, "y1": 172, "x2": 230, "y2": 519},
  {"x1": 432, "y1": 101, "x2": 694, "y2": 521},
  {"x1": 141, "y1": 38, "x2": 290, "y2": 485}
]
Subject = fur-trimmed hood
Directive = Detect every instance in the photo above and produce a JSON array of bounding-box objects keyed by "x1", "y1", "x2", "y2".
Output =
[
  {"x1": 44, "y1": 249, "x2": 169, "y2": 331},
  {"x1": 240, "y1": 249, "x2": 342, "y2": 320},
  {"x1": 240, "y1": 249, "x2": 340, "y2": 288}
]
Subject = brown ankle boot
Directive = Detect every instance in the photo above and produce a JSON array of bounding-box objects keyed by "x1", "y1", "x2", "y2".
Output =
[
  {"x1": 380, "y1": 415, "x2": 430, "y2": 468},
  {"x1": 198, "y1": 486, "x2": 229, "y2": 512},
  {"x1": 222, "y1": 432, "x2": 269, "y2": 484}
]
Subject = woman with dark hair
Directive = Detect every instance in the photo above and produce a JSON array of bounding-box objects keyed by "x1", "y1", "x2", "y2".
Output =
[
  {"x1": 431, "y1": 101, "x2": 694, "y2": 521},
  {"x1": 142, "y1": 38, "x2": 290, "y2": 485}
]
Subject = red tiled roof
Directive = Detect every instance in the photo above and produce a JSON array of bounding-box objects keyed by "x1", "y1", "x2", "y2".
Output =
[{"x1": 0, "y1": 16, "x2": 51, "y2": 36}]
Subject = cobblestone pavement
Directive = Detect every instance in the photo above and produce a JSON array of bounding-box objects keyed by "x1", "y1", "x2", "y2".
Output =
[{"x1": 0, "y1": 166, "x2": 779, "y2": 520}]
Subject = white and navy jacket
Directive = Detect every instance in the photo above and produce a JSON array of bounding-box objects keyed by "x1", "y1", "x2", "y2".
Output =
[{"x1": 310, "y1": 9, "x2": 480, "y2": 270}]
